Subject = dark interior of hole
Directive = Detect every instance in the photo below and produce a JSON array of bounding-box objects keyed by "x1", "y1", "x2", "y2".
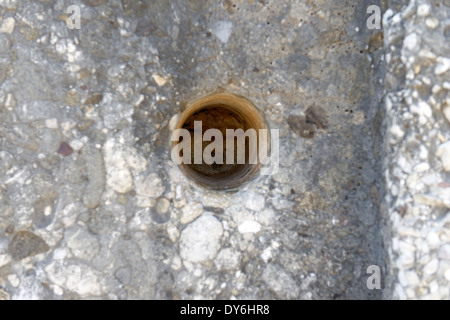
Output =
[{"x1": 180, "y1": 106, "x2": 253, "y2": 179}]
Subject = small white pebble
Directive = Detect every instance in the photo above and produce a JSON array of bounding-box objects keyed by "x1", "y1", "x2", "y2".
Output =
[
  {"x1": 423, "y1": 259, "x2": 439, "y2": 275},
  {"x1": 404, "y1": 33, "x2": 418, "y2": 51},
  {"x1": 1, "y1": 17, "x2": 15, "y2": 34},
  {"x1": 443, "y1": 105, "x2": 450, "y2": 124},
  {"x1": 398, "y1": 271, "x2": 408, "y2": 287},
  {"x1": 152, "y1": 73, "x2": 168, "y2": 87},
  {"x1": 7, "y1": 274, "x2": 20, "y2": 288},
  {"x1": 425, "y1": 17, "x2": 439, "y2": 29},
  {"x1": 193, "y1": 268, "x2": 202, "y2": 277},
  {"x1": 171, "y1": 256, "x2": 182, "y2": 271},
  {"x1": 410, "y1": 101, "x2": 432, "y2": 118},
  {"x1": 167, "y1": 224, "x2": 180, "y2": 243},
  {"x1": 238, "y1": 220, "x2": 261, "y2": 234},
  {"x1": 445, "y1": 269, "x2": 450, "y2": 281},
  {"x1": 405, "y1": 271, "x2": 420, "y2": 286},
  {"x1": 435, "y1": 57, "x2": 450, "y2": 76},
  {"x1": 426, "y1": 232, "x2": 440, "y2": 249},
  {"x1": 45, "y1": 118, "x2": 58, "y2": 129},
  {"x1": 438, "y1": 244, "x2": 450, "y2": 260},
  {"x1": 414, "y1": 162, "x2": 430, "y2": 173},
  {"x1": 417, "y1": 4, "x2": 431, "y2": 16},
  {"x1": 52, "y1": 285, "x2": 64, "y2": 296},
  {"x1": 210, "y1": 20, "x2": 233, "y2": 44},
  {"x1": 389, "y1": 124, "x2": 405, "y2": 140},
  {"x1": 69, "y1": 139, "x2": 84, "y2": 151},
  {"x1": 436, "y1": 141, "x2": 450, "y2": 172},
  {"x1": 419, "y1": 146, "x2": 428, "y2": 160}
]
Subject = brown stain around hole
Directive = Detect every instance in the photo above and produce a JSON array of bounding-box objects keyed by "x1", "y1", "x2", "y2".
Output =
[{"x1": 174, "y1": 92, "x2": 268, "y2": 190}]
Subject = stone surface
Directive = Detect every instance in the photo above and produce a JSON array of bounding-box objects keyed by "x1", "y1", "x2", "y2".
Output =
[
  {"x1": 436, "y1": 142, "x2": 450, "y2": 172},
  {"x1": 1, "y1": 0, "x2": 446, "y2": 301},
  {"x1": 1, "y1": 17, "x2": 15, "y2": 34}
]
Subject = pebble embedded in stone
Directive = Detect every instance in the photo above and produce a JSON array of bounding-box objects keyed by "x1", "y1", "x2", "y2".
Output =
[
  {"x1": 410, "y1": 101, "x2": 432, "y2": 119},
  {"x1": 423, "y1": 259, "x2": 439, "y2": 275},
  {"x1": 1, "y1": 17, "x2": 15, "y2": 34},
  {"x1": 438, "y1": 244, "x2": 450, "y2": 261},
  {"x1": 7, "y1": 274, "x2": 20, "y2": 288},
  {"x1": 404, "y1": 33, "x2": 418, "y2": 51},
  {"x1": 244, "y1": 194, "x2": 265, "y2": 212},
  {"x1": 425, "y1": 17, "x2": 439, "y2": 29},
  {"x1": 445, "y1": 269, "x2": 450, "y2": 282},
  {"x1": 179, "y1": 216, "x2": 223, "y2": 263},
  {"x1": 45, "y1": 118, "x2": 58, "y2": 129},
  {"x1": 156, "y1": 198, "x2": 171, "y2": 215},
  {"x1": 103, "y1": 138, "x2": 133, "y2": 194},
  {"x1": 405, "y1": 271, "x2": 420, "y2": 287},
  {"x1": 257, "y1": 209, "x2": 276, "y2": 226},
  {"x1": 57, "y1": 142, "x2": 73, "y2": 157},
  {"x1": 135, "y1": 173, "x2": 165, "y2": 199},
  {"x1": 152, "y1": 73, "x2": 168, "y2": 87},
  {"x1": 210, "y1": 20, "x2": 233, "y2": 43},
  {"x1": 83, "y1": 94, "x2": 104, "y2": 105},
  {"x1": 417, "y1": 4, "x2": 431, "y2": 17},
  {"x1": 180, "y1": 202, "x2": 203, "y2": 224},
  {"x1": 414, "y1": 162, "x2": 430, "y2": 173},
  {"x1": 442, "y1": 104, "x2": 450, "y2": 124},
  {"x1": 238, "y1": 220, "x2": 261, "y2": 234},
  {"x1": 8, "y1": 231, "x2": 50, "y2": 260},
  {"x1": 435, "y1": 57, "x2": 450, "y2": 75},
  {"x1": 436, "y1": 141, "x2": 450, "y2": 172}
]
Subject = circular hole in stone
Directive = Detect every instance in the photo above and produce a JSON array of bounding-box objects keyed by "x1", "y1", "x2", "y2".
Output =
[{"x1": 173, "y1": 92, "x2": 269, "y2": 190}]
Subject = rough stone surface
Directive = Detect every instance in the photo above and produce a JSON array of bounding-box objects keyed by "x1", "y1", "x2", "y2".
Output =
[{"x1": 0, "y1": 0, "x2": 447, "y2": 301}]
